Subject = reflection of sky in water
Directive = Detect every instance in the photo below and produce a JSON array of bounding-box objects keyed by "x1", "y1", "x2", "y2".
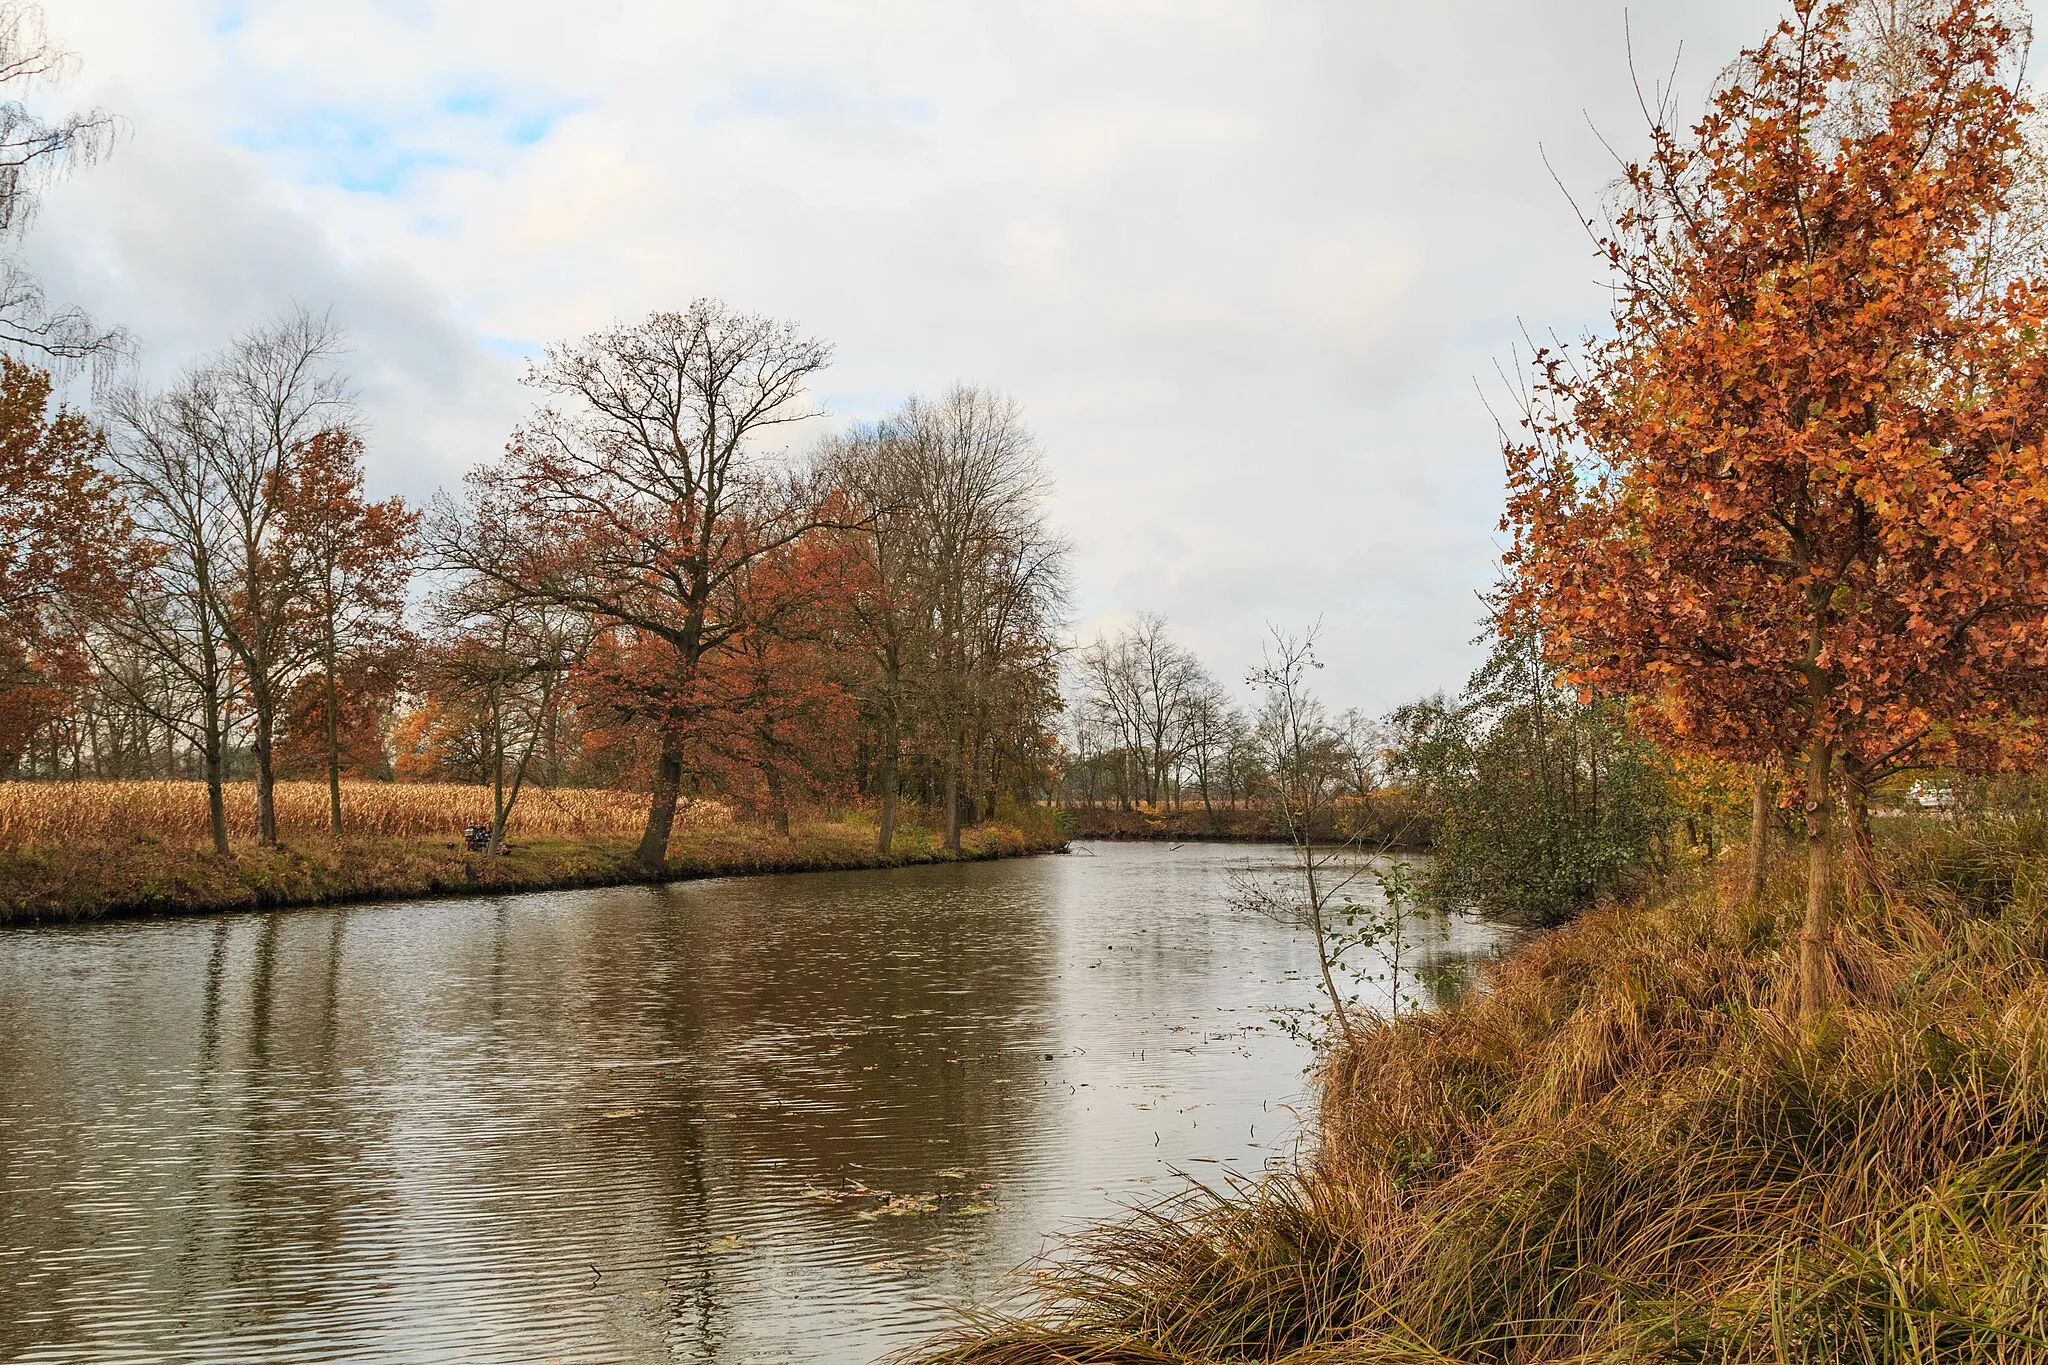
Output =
[{"x1": 0, "y1": 843, "x2": 1516, "y2": 1363}]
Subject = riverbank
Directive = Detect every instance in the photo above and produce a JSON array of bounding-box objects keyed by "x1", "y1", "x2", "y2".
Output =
[
  {"x1": 1063, "y1": 795, "x2": 1429, "y2": 848},
  {"x1": 0, "y1": 815, "x2": 1065, "y2": 926},
  {"x1": 915, "y1": 818, "x2": 2048, "y2": 1362}
]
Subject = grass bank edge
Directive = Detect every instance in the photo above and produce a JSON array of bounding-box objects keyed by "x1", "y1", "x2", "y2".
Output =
[
  {"x1": 907, "y1": 817, "x2": 2048, "y2": 1364},
  {"x1": 0, "y1": 812, "x2": 1070, "y2": 926}
]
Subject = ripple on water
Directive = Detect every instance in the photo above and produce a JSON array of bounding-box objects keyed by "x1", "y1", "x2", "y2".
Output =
[{"x1": 0, "y1": 843, "x2": 1510, "y2": 1364}]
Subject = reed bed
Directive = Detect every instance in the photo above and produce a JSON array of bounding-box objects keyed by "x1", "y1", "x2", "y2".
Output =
[
  {"x1": 0, "y1": 779, "x2": 724, "y2": 846},
  {"x1": 911, "y1": 819, "x2": 2048, "y2": 1364}
]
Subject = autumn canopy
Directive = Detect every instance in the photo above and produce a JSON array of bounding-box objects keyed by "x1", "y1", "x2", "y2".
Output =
[{"x1": 1502, "y1": 0, "x2": 2048, "y2": 1014}]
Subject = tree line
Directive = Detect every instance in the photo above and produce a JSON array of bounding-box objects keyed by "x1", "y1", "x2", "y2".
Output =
[
  {"x1": 1061, "y1": 613, "x2": 1386, "y2": 820},
  {"x1": 4, "y1": 305, "x2": 1068, "y2": 869},
  {"x1": 0, "y1": 7, "x2": 1072, "y2": 873},
  {"x1": 1063, "y1": 610, "x2": 1741, "y2": 924}
]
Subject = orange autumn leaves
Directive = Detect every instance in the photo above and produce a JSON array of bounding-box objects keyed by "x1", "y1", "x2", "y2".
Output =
[
  {"x1": 0, "y1": 360, "x2": 139, "y2": 755},
  {"x1": 1504, "y1": 0, "x2": 2048, "y2": 788},
  {"x1": 1501, "y1": 0, "x2": 2048, "y2": 1011}
]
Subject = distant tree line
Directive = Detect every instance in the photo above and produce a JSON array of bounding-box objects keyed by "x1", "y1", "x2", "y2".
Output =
[
  {"x1": 1062, "y1": 613, "x2": 1749, "y2": 924},
  {"x1": 1061, "y1": 612, "x2": 1386, "y2": 822}
]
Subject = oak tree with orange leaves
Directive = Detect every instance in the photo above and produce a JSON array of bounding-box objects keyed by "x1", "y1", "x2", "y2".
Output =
[
  {"x1": 432, "y1": 301, "x2": 833, "y2": 869},
  {"x1": 692, "y1": 515, "x2": 864, "y2": 836},
  {"x1": 1503, "y1": 0, "x2": 2048, "y2": 1017},
  {"x1": 0, "y1": 358, "x2": 136, "y2": 771},
  {"x1": 273, "y1": 427, "x2": 421, "y2": 836}
]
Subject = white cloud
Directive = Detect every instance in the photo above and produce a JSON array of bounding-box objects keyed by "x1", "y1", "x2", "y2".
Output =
[{"x1": 21, "y1": 0, "x2": 1816, "y2": 712}]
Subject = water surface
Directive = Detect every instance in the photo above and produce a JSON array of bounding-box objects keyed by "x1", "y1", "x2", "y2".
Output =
[{"x1": 0, "y1": 841, "x2": 1511, "y2": 1363}]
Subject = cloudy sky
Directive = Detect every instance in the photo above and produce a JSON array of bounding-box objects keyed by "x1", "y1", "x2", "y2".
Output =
[{"x1": 21, "y1": 0, "x2": 1808, "y2": 713}]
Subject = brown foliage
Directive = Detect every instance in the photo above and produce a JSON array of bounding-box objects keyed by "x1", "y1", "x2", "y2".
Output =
[
  {"x1": 0, "y1": 358, "x2": 140, "y2": 762},
  {"x1": 1501, "y1": 1, "x2": 2048, "y2": 1012}
]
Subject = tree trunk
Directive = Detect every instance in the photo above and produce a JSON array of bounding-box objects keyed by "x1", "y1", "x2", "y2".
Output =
[
  {"x1": 323, "y1": 627, "x2": 343, "y2": 839},
  {"x1": 202, "y1": 718, "x2": 230, "y2": 856},
  {"x1": 1746, "y1": 765, "x2": 1770, "y2": 904},
  {"x1": 489, "y1": 682, "x2": 506, "y2": 852},
  {"x1": 764, "y1": 758, "x2": 791, "y2": 839},
  {"x1": 876, "y1": 706, "x2": 899, "y2": 856},
  {"x1": 636, "y1": 731, "x2": 686, "y2": 871},
  {"x1": 1799, "y1": 735, "x2": 1834, "y2": 1022},
  {"x1": 944, "y1": 734, "x2": 963, "y2": 855},
  {"x1": 488, "y1": 697, "x2": 547, "y2": 857},
  {"x1": 253, "y1": 690, "x2": 278, "y2": 847}
]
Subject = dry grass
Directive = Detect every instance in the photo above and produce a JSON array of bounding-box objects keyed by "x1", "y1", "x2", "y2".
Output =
[
  {"x1": 0, "y1": 779, "x2": 728, "y2": 845},
  {"x1": 0, "y1": 796, "x2": 1066, "y2": 924},
  {"x1": 909, "y1": 819, "x2": 2048, "y2": 1364}
]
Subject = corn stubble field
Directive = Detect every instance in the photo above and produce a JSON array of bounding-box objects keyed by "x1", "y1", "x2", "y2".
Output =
[{"x1": 0, "y1": 779, "x2": 688, "y2": 846}]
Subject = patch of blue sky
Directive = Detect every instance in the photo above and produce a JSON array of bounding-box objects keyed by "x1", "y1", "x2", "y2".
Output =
[
  {"x1": 813, "y1": 387, "x2": 907, "y2": 423},
  {"x1": 229, "y1": 113, "x2": 448, "y2": 195},
  {"x1": 435, "y1": 89, "x2": 586, "y2": 146},
  {"x1": 231, "y1": 107, "x2": 405, "y2": 156},
  {"x1": 333, "y1": 150, "x2": 458, "y2": 196},
  {"x1": 475, "y1": 334, "x2": 543, "y2": 359},
  {"x1": 229, "y1": 91, "x2": 577, "y2": 196},
  {"x1": 440, "y1": 90, "x2": 501, "y2": 118}
]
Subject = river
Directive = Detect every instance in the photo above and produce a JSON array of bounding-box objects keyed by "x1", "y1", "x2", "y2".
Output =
[{"x1": 0, "y1": 841, "x2": 1513, "y2": 1364}]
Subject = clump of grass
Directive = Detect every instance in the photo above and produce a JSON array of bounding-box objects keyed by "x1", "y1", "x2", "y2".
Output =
[{"x1": 909, "y1": 822, "x2": 2048, "y2": 1364}]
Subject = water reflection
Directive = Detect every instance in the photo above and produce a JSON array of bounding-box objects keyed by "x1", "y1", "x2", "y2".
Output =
[{"x1": 0, "y1": 842, "x2": 1513, "y2": 1363}]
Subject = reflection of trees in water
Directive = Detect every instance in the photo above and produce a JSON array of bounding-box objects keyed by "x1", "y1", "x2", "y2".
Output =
[
  {"x1": 0, "y1": 910, "x2": 391, "y2": 1356},
  {"x1": 620, "y1": 863, "x2": 1065, "y2": 1344},
  {"x1": 7, "y1": 851, "x2": 1396, "y2": 1361},
  {"x1": 192, "y1": 910, "x2": 386, "y2": 1342}
]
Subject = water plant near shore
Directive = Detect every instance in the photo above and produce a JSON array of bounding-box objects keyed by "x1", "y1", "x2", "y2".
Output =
[{"x1": 909, "y1": 820, "x2": 2048, "y2": 1363}]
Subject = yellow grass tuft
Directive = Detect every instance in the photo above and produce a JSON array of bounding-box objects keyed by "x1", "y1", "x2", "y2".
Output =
[{"x1": 0, "y1": 779, "x2": 729, "y2": 846}]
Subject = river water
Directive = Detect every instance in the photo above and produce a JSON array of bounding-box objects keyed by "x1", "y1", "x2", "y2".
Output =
[{"x1": 0, "y1": 841, "x2": 1512, "y2": 1364}]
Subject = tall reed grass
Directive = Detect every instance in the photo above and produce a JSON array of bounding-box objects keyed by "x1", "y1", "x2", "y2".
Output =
[
  {"x1": 911, "y1": 818, "x2": 2048, "y2": 1363},
  {"x1": 0, "y1": 779, "x2": 720, "y2": 845}
]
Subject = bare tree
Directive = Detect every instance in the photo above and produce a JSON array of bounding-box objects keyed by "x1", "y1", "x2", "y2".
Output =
[
  {"x1": 893, "y1": 386, "x2": 1066, "y2": 853},
  {"x1": 1076, "y1": 613, "x2": 1211, "y2": 810},
  {"x1": 0, "y1": 3, "x2": 121, "y2": 365},
  {"x1": 202, "y1": 310, "x2": 355, "y2": 846},
  {"x1": 1229, "y1": 627, "x2": 1417, "y2": 1045},
  {"x1": 427, "y1": 584, "x2": 592, "y2": 855},
  {"x1": 821, "y1": 422, "x2": 923, "y2": 854},
  {"x1": 439, "y1": 301, "x2": 833, "y2": 870},
  {"x1": 100, "y1": 378, "x2": 239, "y2": 853},
  {"x1": 1180, "y1": 678, "x2": 1241, "y2": 830},
  {"x1": 1337, "y1": 707, "x2": 1387, "y2": 799}
]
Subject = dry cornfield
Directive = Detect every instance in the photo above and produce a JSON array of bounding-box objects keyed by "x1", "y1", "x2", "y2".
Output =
[{"x1": 0, "y1": 780, "x2": 729, "y2": 846}]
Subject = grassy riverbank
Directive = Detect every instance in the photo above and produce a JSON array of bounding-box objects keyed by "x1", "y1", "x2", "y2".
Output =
[
  {"x1": 0, "y1": 799, "x2": 1066, "y2": 926},
  {"x1": 916, "y1": 819, "x2": 2048, "y2": 1363}
]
